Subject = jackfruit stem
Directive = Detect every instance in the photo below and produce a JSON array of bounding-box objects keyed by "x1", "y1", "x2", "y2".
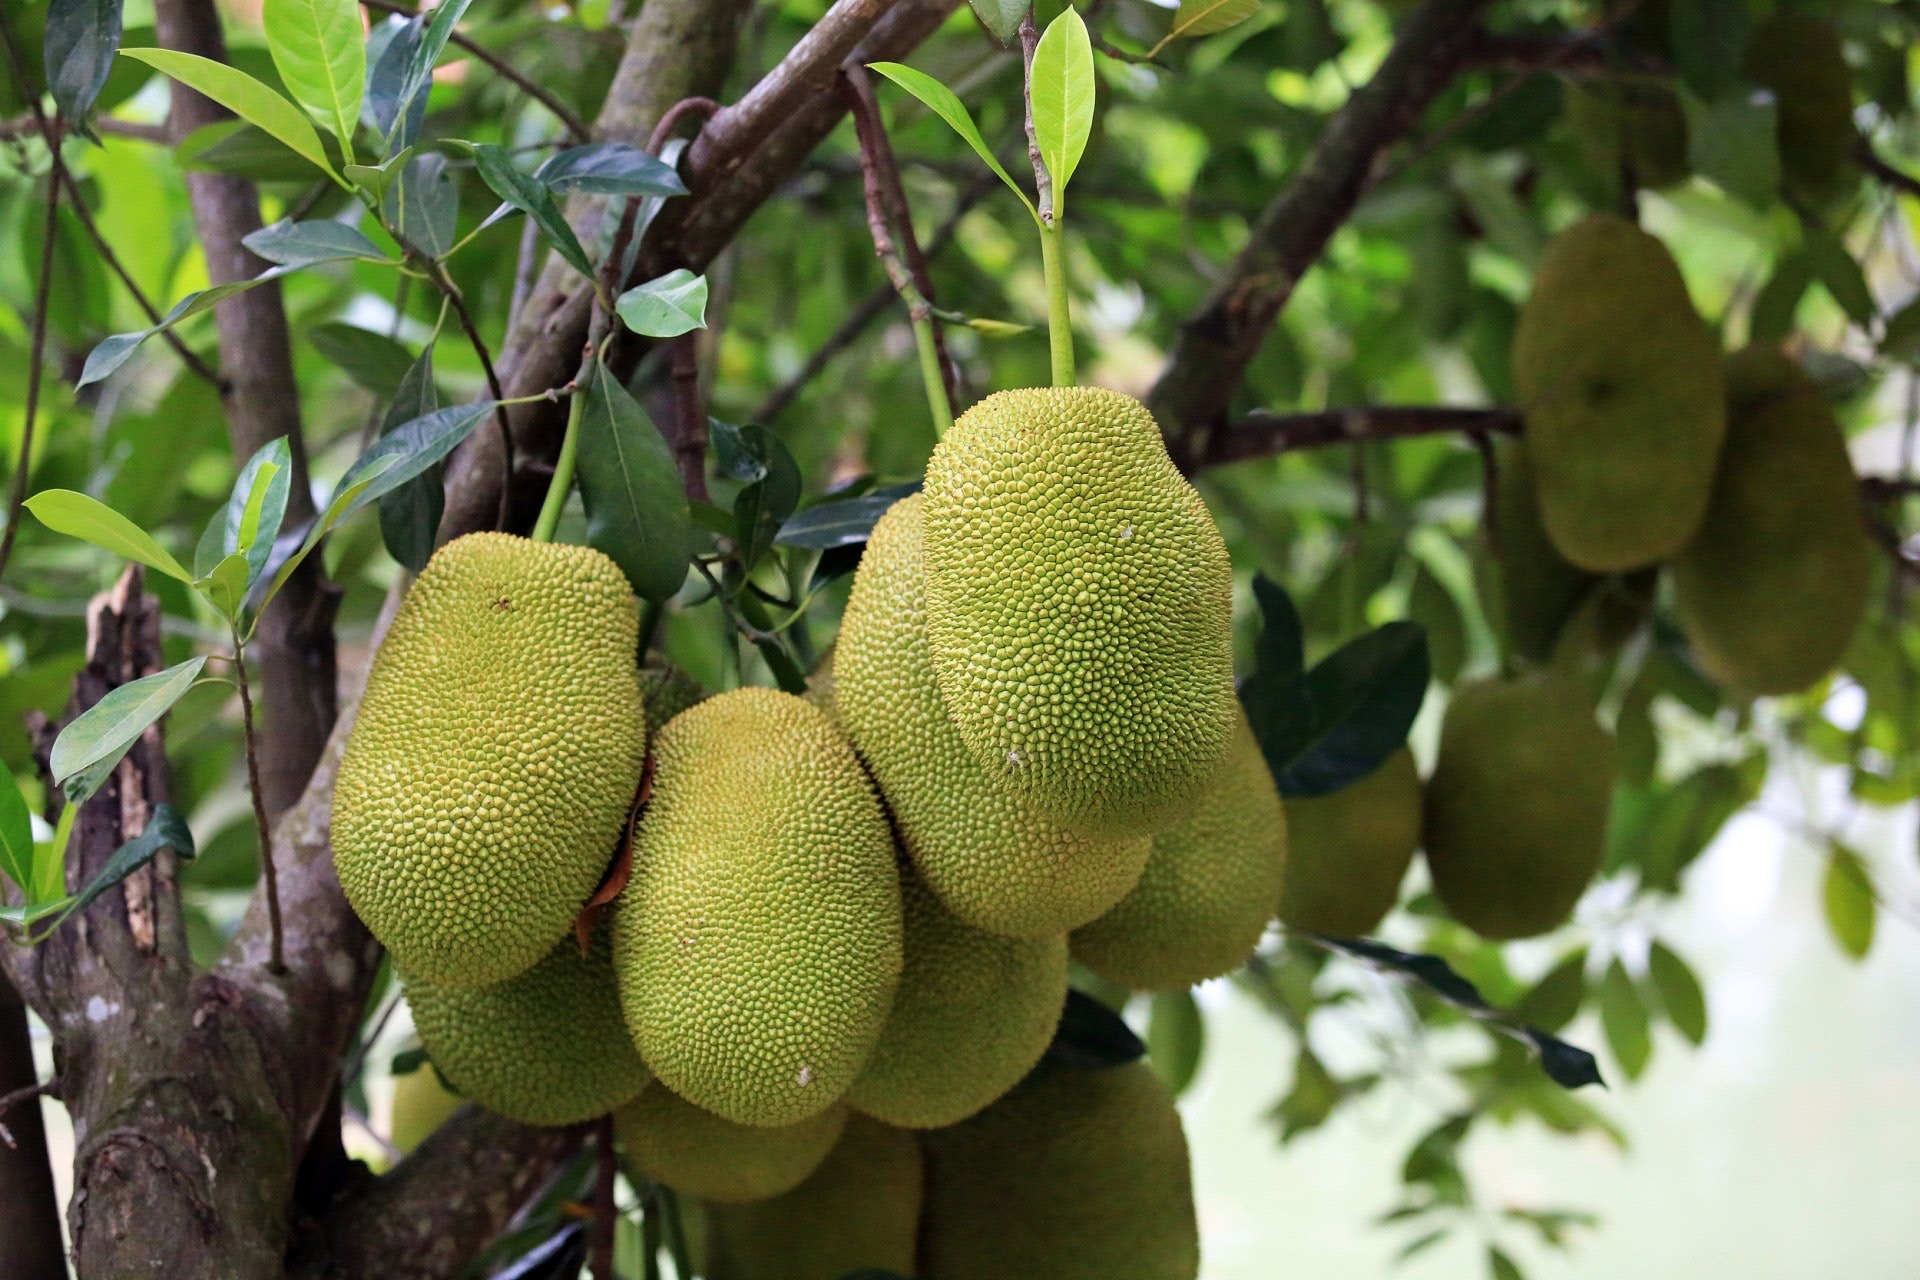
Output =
[
  {"x1": 532, "y1": 374, "x2": 589, "y2": 544},
  {"x1": 912, "y1": 313, "x2": 954, "y2": 438},
  {"x1": 1039, "y1": 221, "x2": 1075, "y2": 387}
]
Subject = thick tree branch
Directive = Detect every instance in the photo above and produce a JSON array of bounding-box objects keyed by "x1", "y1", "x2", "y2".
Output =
[
  {"x1": 1147, "y1": 0, "x2": 1493, "y2": 458},
  {"x1": 1197, "y1": 406, "x2": 1520, "y2": 470}
]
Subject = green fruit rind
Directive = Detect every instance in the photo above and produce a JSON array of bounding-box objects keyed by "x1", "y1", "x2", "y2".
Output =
[
  {"x1": 921, "y1": 387, "x2": 1237, "y2": 840},
  {"x1": 838, "y1": 495, "x2": 1152, "y2": 938},
  {"x1": 1671, "y1": 347, "x2": 1872, "y2": 696},
  {"x1": 333, "y1": 532, "x2": 646, "y2": 989},
  {"x1": 1278, "y1": 746, "x2": 1421, "y2": 939},
  {"x1": 614, "y1": 1084, "x2": 847, "y2": 1204},
  {"x1": 1071, "y1": 711, "x2": 1288, "y2": 990},
  {"x1": 614, "y1": 688, "x2": 903, "y2": 1127},
  {"x1": 1491, "y1": 439, "x2": 1600, "y2": 666},
  {"x1": 1512, "y1": 214, "x2": 1725, "y2": 572},
  {"x1": 1423, "y1": 673, "x2": 1616, "y2": 940}
]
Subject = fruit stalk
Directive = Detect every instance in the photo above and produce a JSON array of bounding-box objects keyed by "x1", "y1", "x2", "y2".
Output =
[
  {"x1": 531, "y1": 366, "x2": 591, "y2": 544},
  {"x1": 1039, "y1": 221, "x2": 1075, "y2": 387}
]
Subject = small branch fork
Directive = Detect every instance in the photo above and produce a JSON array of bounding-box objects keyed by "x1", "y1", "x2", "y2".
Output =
[
  {"x1": 645, "y1": 98, "x2": 722, "y2": 505},
  {"x1": 0, "y1": 1079, "x2": 58, "y2": 1151},
  {"x1": 357, "y1": 0, "x2": 592, "y2": 143}
]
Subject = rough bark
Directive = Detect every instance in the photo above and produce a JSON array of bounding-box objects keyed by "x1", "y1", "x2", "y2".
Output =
[{"x1": 0, "y1": 971, "x2": 65, "y2": 1280}]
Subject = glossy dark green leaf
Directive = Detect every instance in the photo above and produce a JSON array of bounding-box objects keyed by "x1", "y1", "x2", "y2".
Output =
[
  {"x1": 1247, "y1": 620, "x2": 1429, "y2": 798},
  {"x1": 614, "y1": 269, "x2": 708, "y2": 338},
  {"x1": 536, "y1": 141, "x2": 685, "y2": 196},
  {"x1": 176, "y1": 119, "x2": 329, "y2": 181},
  {"x1": 377, "y1": 347, "x2": 444, "y2": 574},
  {"x1": 337, "y1": 402, "x2": 494, "y2": 524},
  {"x1": 1045, "y1": 988, "x2": 1146, "y2": 1069},
  {"x1": 775, "y1": 482, "x2": 922, "y2": 550},
  {"x1": 1598, "y1": 960, "x2": 1651, "y2": 1081},
  {"x1": 712, "y1": 421, "x2": 801, "y2": 570},
  {"x1": 470, "y1": 142, "x2": 593, "y2": 278},
  {"x1": 50, "y1": 657, "x2": 208, "y2": 803},
  {"x1": 1146, "y1": 989, "x2": 1205, "y2": 1096},
  {"x1": 365, "y1": 13, "x2": 426, "y2": 147},
  {"x1": 307, "y1": 323, "x2": 416, "y2": 396},
  {"x1": 576, "y1": 363, "x2": 694, "y2": 601},
  {"x1": 1647, "y1": 941, "x2": 1707, "y2": 1044},
  {"x1": 45, "y1": 0, "x2": 124, "y2": 124},
  {"x1": 1823, "y1": 841, "x2": 1876, "y2": 960},
  {"x1": 57, "y1": 804, "x2": 196, "y2": 925},
  {"x1": 382, "y1": 150, "x2": 459, "y2": 258},
  {"x1": 79, "y1": 265, "x2": 300, "y2": 387},
  {"x1": 965, "y1": 0, "x2": 1025, "y2": 43},
  {"x1": 1682, "y1": 86, "x2": 1778, "y2": 208},
  {"x1": 244, "y1": 219, "x2": 392, "y2": 268},
  {"x1": 396, "y1": 0, "x2": 475, "y2": 127},
  {"x1": 1525, "y1": 1029, "x2": 1605, "y2": 1090}
]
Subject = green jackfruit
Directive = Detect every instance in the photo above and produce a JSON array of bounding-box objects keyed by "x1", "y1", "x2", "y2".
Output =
[
  {"x1": 1491, "y1": 438, "x2": 1601, "y2": 667},
  {"x1": 1071, "y1": 711, "x2": 1287, "y2": 990},
  {"x1": 1563, "y1": 78, "x2": 1689, "y2": 191},
  {"x1": 1512, "y1": 214, "x2": 1725, "y2": 572},
  {"x1": 847, "y1": 865, "x2": 1068, "y2": 1128},
  {"x1": 615, "y1": 1084, "x2": 847, "y2": 1204},
  {"x1": 614, "y1": 688, "x2": 902, "y2": 1127},
  {"x1": 334, "y1": 532, "x2": 646, "y2": 988},
  {"x1": 1744, "y1": 16, "x2": 1855, "y2": 200},
  {"x1": 1277, "y1": 746, "x2": 1421, "y2": 938},
  {"x1": 922, "y1": 387, "x2": 1237, "y2": 840},
  {"x1": 1423, "y1": 673, "x2": 1616, "y2": 940},
  {"x1": 404, "y1": 925, "x2": 650, "y2": 1126},
  {"x1": 705, "y1": 1113, "x2": 922, "y2": 1280},
  {"x1": 837, "y1": 494, "x2": 1152, "y2": 937},
  {"x1": 921, "y1": 1060, "x2": 1199, "y2": 1280},
  {"x1": 1672, "y1": 348, "x2": 1871, "y2": 695},
  {"x1": 388, "y1": 1064, "x2": 464, "y2": 1154}
]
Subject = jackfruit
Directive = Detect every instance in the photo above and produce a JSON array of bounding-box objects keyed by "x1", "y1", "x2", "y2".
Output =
[
  {"x1": 1071, "y1": 710, "x2": 1287, "y2": 990},
  {"x1": 1671, "y1": 348, "x2": 1871, "y2": 696},
  {"x1": 1278, "y1": 746, "x2": 1421, "y2": 938},
  {"x1": 615, "y1": 1084, "x2": 846, "y2": 1203},
  {"x1": 614, "y1": 688, "x2": 902, "y2": 1127},
  {"x1": 705, "y1": 1112, "x2": 922, "y2": 1280},
  {"x1": 921, "y1": 387, "x2": 1237, "y2": 840},
  {"x1": 846, "y1": 865, "x2": 1068, "y2": 1128},
  {"x1": 1744, "y1": 16, "x2": 1855, "y2": 201},
  {"x1": 837, "y1": 494, "x2": 1152, "y2": 937},
  {"x1": 1423, "y1": 673, "x2": 1616, "y2": 939},
  {"x1": 388, "y1": 1064, "x2": 464, "y2": 1154},
  {"x1": 1491, "y1": 437, "x2": 1601, "y2": 666},
  {"x1": 921, "y1": 1060, "x2": 1199, "y2": 1280},
  {"x1": 333, "y1": 532, "x2": 646, "y2": 988},
  {"x1": 1512, "y1": 214, "x2": 1725, "y2": 572},
  {"x1": 404, "y1": 925, "x2": 650, "y2": 1126},
  {"x1": 1563, "y1": 77, "x2": 1689, "y2": 190}
]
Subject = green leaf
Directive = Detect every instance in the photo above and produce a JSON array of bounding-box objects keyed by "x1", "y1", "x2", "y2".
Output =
[
  {"x1": 49, "y1": 657, "x2": 209, "y2": 799},
  {"x1": 176, "y1": 118, "x2": 334, "y2": 181},
  {"x1": 1598, "y1": 960, "x2": 1651, "y2": 1081},
  {"x1": 711, "y1": 421, "x2": 801, "y2": 571},
  {"x1": 1750, "y1": 248, "x2": 1812, "y2": 345},
  {"x1": 198, "y1": 438, "x2": 292, "y2": 587},
  {"x1": 197, "y1": 551, "x2": 252, "y2": 620},
  {"x1": 1146, "y1": 989, "x2": 1205, "y2": 1096},
  {"x1": 868, "y1": 62, "x2": 1037, "y2": 220},
  {"x1": 614, "y1": 269, "x2": 709, "y2": 338},
  {"x1": 1046, "y1": 989, "x2": 1145, "y2": 1069},
  {"x1": 50, "y1": 805, "x2": 196, "y2": 930},
  {"x1": 1513, "y1": 950, "x2": 1587, "y2": 1034},
  {"x1": 1647, "y1": 941, "x2": 1707, "y2": 1045},
  {"x1": 78, "y1": 265, "x2": 300, "y2": 386},
  {"x1": 1487, "y1": 1245, "x2": 1525, "y2": 1280},
  {"x1": 0, "y1": 763, "x2": 34, "y2": 896},
  {"x1": 1030, "y1": 7, "x2": 1095, "y2": 205},
  {"x1": 966, "y1": 0, "x2": 1026, "y2": 44},
  {"x1": 1880, "y1": 297, "x2": 1920, "y2": 364},
  {"x1": 1669, "y1": 0, "x2": 1751, "y2": 101},
  {"x1": 576, "y1": 364, "x2": 694, "y2": 601},
  {"x1": 1244, "y1": 620, "x2": 1430, "y2": 798},
  {"x1": 1168, "y1": 0, "x2": 1262, "y2": 41},
  {"x1": 337, "y1": 403, "x2": 493, "y2": 523},
  {"x1": 345, "y1": 146, "x2": 414, "y2": 203},
  {"x1": 119, "y1": 48, "x2": 344, "y2": 184},
  {"x1": 1681, "y1": 86, "x2": 1778, "y2": 209},
  {"x1": 365, "y1": 13, "x2": 426, "y2": 146},
  {"x1": 382, "y1": 151, "x2": 460, "y2": 258},
  {"x1": 24, "y1": 489, "x2": 194, "y2": 582},
  {"x1": 536, "y1": 141, "x2": 686, "y2": 197},
  {"x1": 307, "y1": 323, "x2": 416, "y2": 397},
  {"x1": 244, "y1": 219, "x2": 393, "y2": 268},
  {"x1": 776, "y1": 482, "x2": 922, "y2": 550},
  {"x1": 262, "y1": 0, "x2": 364, "y2": 158},
  {"x1": 394, "y1": 0, "x2": 474, "y2": 141},
  {"x1": 377, "y1": 347, "x2": 445, "y2": 573},
  {"x1": 1801, "y1": 223, "x2": 1876, "y2": 326},
  {"x1": 1823, "y1": 842, "x2": 1876, "y2": 960},
  {"x1": 31, "y1": 807, "x2": 77, "y2": 906},
  {"x1": 258, "y1": 459, "x2": 398, "y2": 610},
  {"x1": 470, "y1": 142, "x2": 593, "y2": 279},
  {"x1": 45, "y1": 0, "x2": 125, "y2": 124}
]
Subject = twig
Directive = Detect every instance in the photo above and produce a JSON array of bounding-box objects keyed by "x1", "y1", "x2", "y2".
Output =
[
  {"x1": 427, "y1": 261, "x2": 515, "y2": 531},
  {"x1": 591, "y1": 1114, "x2": 618, "y2": 1280},
  {"x1": 357, "y1": 0, "x2": 591, "y2": 142},
  {"x1": 1193, "y1": 405, "x2": 1520, "y2": 471},
  {"x1": 0, "y1": 113, "x2": 171, "y2": 143},
  {"x1": 232, "y1": 633, "x2": 285, "y2": 974},
  {"x1": 670, "y1": 335, "x2": 711, "y2": 503},
  {"x1": 1857, "y1": 138, "x2": 1920, "y2": 201},
  {"x1": 0, "y1": 157, "x2": 59, "y2": 588},
  {"x1": 1018, "y1": 10, "x2": 1054, "y2": 225},
  {"x1": 645, "y1": 96, "x2": 722, "y2": 154},
  {"x1": 0, "y1": 1078, "x2": 57, "y2": 1150}
]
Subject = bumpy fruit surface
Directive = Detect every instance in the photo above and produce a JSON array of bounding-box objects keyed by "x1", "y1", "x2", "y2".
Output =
[
  {"x1": 1512, "y1": 214, "x2": 1725, "y2": 572},
  {"x1": 1744, "y1": 16, "x2": 1854, "y2": 200},
  {"x1": 921, "y1": 387, "x2": 1237, "y2": 840},
  {"x1": 1278, "y1": 746, "x2": 1421, "y2": 938},
  {"x1": 1491, "y1": 439, "x2": 1599, "y2": 666},
  {"x1": 404, "y1": 925, "x2": 650, "y2": 1126},
  {"x1": 614, "y1": 1084, "x2": 846, "y2": 1204},
  {"x1": 333, "y1": 532, "x2": 646, "y2": 988},
  {"x1": 1071, "y1": 711, "x2": 1287, "y2": 990},
  {"x1": 1672, "y1": 348, "x2": 1871, "y2": 695},
  {"x1": 921, "y1": 1060, "x2": 1198, "y2": 1280},
  {"x1": 846, "y1": 866, "x2": 1067, "y2": 1128},
  {"x1": 614, "y1": 688, "x2": 902, "y2": 1127},
  {"x1": 1423, "y1": 674, "x2": 1616, "y2": 940},
  {"x1": 705, "y1": 1113, "x2": 922, "y2": 1280},
  {"x1": 388, "y1": 1065, "x2": 464, "y2": 1154},
  {"x1": 837, "y1": 495, "x2": 1152, "y2": 937}
]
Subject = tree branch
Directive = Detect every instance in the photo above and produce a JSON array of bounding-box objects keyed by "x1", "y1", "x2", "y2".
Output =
[
  {"x1": 0, "y1": 113, "x2": 170, "y2": 143},
  {"x1": 1146, "y1": 0, "x2": 1494, "y2": 459},
  {"x1": 357, "y1": 0, "x2": 592, "y2": 143},
  {"x1": 1196, "y1": 406, "x2": 1520, "y2": 470}
]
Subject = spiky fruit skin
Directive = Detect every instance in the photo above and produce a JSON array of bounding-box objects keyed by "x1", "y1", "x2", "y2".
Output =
[
  {"x1": 404, "y1": 926, "x2": 650, "y2": 1126},
  {"x1": 846, "y1": 867, "x2": 1068, "y2": 1128},
  {"x1": 1512, "y1": 214, "x2": 1725, "y2": 572},
  {"x1": 1744, "y1": 16, "x2": 1854, "y2": 200},
  {"x1": 1672, "y1": 348, "x2": 1871, "y2": 696},
  {"x1": 921, "y1": 1060, "x2": 1199, "y2": 1280},
  {"x1": 1070, "y1": 712, "x2": 1287, "y2": 990},
  {"x1": 333, "y1": 532, "x2": 646, "y2": 988},
  {"x1": 388, "y1": 1066, "x2": 464, "y2": 1154},
  {"x1": 614, "y1": 1085, "x2": 846, "y2": 1204},
  {"x1": 1491, "y1": 439, "x2": 1599, "y2": 666},
  {"x1": 838, "y1": 495, "x2": 1152, "y2": 937},
  {"x1": 1278, "y1": 746, "x2": 1421, "y2": 938},
  {"x1": 922, "y1": 387, "x2": 1237, "y2": 840},
  {"x1": 705, "y1": 1113, "x2": 922, "y2": 1280},
  {"x1": 1423, "y1": 674, "x2": 1616, "y2": 940},
  {"x1": 614, "y1": 688, "x2": 902, "y2": 1127},
  {"x1": 1563, "y1": 78, "x2": 1689, "y2": 190}
]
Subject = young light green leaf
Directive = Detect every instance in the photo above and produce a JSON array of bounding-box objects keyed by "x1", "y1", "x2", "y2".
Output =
[
  {"x1": 1167, "y1": 0, "x2": 1262, "y2": 42},
  {"x1": 244, "y1": 219, "x2": 393, "y2": 268},
  {"x1": 614, "y1": 269, "x2": 709, "y2": 338},
  {"x1": 469, "y1": 142, "x2": 593, "y2": 278},
  {"x1": 1823, "y1": 842, "x2": 1876, "y2": 960},
  {"x1": 33, "y1": 806, "x2": 77, "y2": 904},
  {"x1": 262, "y1": 0, "x2": 364, "y2": 159},
  {"x1": 344, "y1": 146, "x2": 413, "y2": 202},
  {"x1": 868, "y1": 62, "x2": 1037, "y2": 220},
  {"x1": 0, "y1": 763, "x2": 33, "y2": 896},
  {"x1": 198, "y1": 551, "x2": 253, "y2": 621},
  {"x1": 575, "y1": 363, "x2": 694, "y2": 601},
  {"x1": 1030, "y1": 7, "x2": 1095, "y2": 203},
  {"x1": 49, "y1": 656, "x2": 209, "y2": 792},
  {"x1": 24, "y1": 489, "x2": 194, "y2": 582},
  {"x1": 196, "y1": 438, "x2": 292, "y2": 583},
  {"x1": 119, "y1": 48, "x2": 345, "y2": 185}
]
